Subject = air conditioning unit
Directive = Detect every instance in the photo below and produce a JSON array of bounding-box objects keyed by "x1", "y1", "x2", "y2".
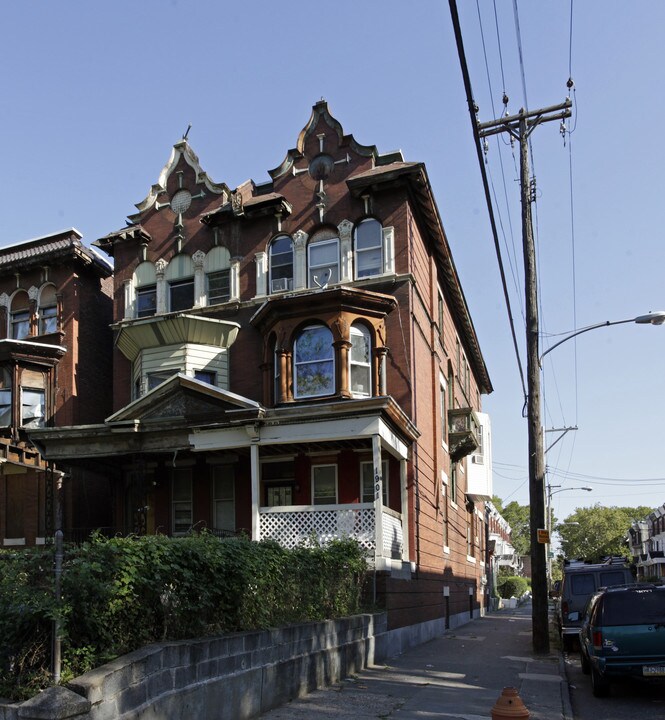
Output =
[
  {"x1": 471, "y1": 454, "x2": 484, "y2": 465},
  {"x1": 271, "y1": 278, "x2": 291, "y2": 293}
]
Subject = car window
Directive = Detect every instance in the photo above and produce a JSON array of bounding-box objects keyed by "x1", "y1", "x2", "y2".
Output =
[
  {"x1": 599, "y1": 570, "x2": 629, "y2": 587},
  {"x1": 570, "y1": 573, "x2": 595, "y2": 595},
  {"x1": 602, "y1": 590, "x2": 665, "y2": 626}
]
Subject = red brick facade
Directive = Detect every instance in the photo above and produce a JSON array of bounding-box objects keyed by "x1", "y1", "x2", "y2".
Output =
[{"x1": 33, "y1": 103, "x2": 494, "y2": 631}]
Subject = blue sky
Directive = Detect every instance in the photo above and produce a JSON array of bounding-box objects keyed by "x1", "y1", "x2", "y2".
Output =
[{"x1": 2, "y1": 1, "x2": 664, "y2": 524}]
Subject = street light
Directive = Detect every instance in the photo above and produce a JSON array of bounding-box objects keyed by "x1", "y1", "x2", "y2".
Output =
[
  {"x1": 540, "y1": 311, "x2": 665, "y2": 363},
  {"x1": 528, "y1": 310, "x2": 664, "y2": 654},
  {"x1": 546, "y1": 486, "x2": 592, "y2": 583}
]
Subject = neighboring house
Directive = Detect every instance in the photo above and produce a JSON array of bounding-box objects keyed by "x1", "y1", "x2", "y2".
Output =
[
  {"x1": 486, "y1": 500, "x2": 521, "y2": 605},
  {"x1": 629, "y1": 506, "x2": 665, "y2": 579},
  {"x1": 0, "y1": 229, "x2": 113, "y2": 546},
  {"x1": 31, "y1": 102, "x2": 494, "y2": 635}
]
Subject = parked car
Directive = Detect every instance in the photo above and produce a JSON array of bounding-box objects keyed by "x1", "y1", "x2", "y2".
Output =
[
  {"x1": 579, "y1": 583, "x2": 665, "y2": 697},
  {"x1": 557, "y1": 559, "x2": 633, "y2": 650}
]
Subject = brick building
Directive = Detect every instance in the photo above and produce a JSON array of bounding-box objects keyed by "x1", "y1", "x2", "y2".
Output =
[
  {"x1": 32, "y1": 102, "x2": 494, "y2": 636},
  {"x1": 0, "y1": 229, "x2": 113, "y2": 546}
]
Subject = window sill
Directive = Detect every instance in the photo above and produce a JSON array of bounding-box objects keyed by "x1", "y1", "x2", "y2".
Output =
[
  {"x1": 466, "y1": 555, "x2": 477, "y2": 564},
  {"x1": 443, "y1": 545, "x2": 450, "y2": 555}
]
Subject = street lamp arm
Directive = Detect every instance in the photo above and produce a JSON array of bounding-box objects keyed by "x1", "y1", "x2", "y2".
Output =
[{"x1": 540, "y1": 311, "x2": 665, "y2": 363}]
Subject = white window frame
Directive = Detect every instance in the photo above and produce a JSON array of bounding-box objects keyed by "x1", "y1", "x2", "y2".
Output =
[
  {"x1": 308, "y1": 237, "x2": 339, "y2": 288},
  {"x1": 354, "y1": 219, "x2": 383, "y2": 278},
  {"x1": 349, "y1": 324, "x2": 372, "y2": 398},
  {"x1": 269, "y1": 235, "x2": 294, "y2": 293},
  {"x1": 294, "y1": 325, "x2": 335, "y2": 399}
]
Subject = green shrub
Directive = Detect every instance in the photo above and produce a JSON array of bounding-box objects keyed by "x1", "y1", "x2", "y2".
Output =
[
  {"x1": 497, "y1": 575, "x2": 529, "y2": 599},
  {"x1": 0, "y1": 533, "x2": 369, "y2": 700}
]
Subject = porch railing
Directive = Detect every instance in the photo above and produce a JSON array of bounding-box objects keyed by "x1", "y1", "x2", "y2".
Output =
[{"x1": 258, "y1": 503, "x2": 403, "y2": 559}]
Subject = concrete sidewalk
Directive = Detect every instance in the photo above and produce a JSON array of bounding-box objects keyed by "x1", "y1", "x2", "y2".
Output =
[{"x1": 260, "y1": 601, "x2": 572, "y2": 719}]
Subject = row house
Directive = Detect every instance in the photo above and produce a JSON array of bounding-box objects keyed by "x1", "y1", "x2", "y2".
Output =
[
  {"x1": 31, "y1": 102, "x2": 494, "y2": 638},
  {"x1": 0, "y1": 230, "x2": 113, "y2": 546},
  {"x1": 629, "y1": 506, "x2": 665, "y2": 579},
  {"x1": 485, "y1": 500, "x2": 521, "y2": 604}
]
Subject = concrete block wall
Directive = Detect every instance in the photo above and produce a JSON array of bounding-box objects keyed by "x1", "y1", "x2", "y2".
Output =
[{"x1": 4, "y1": 613, "x2": 387, "y2": 720}]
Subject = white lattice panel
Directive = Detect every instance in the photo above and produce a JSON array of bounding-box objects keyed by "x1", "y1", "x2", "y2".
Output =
[
  {"x1": 382, "y1": 511, "x2": 403, "y2": 559},
  {"x1": 259, "y1": 506, "x2": 376, "y2": 552}
]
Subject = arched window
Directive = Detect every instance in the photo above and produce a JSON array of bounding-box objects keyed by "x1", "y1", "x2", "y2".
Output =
[
  {"x1": 349, "y1": 323, "x2": 372, "y2": 397},
  {"x1": 294, "y1": 324, "x2": 334, "y2": 398},
  {"x1": 308, "y1": 229, "x2": 339, "y2": 288},
  {"x1": 354, "y1": 219, "x2": 383, "y2": 278},
  {"x1": 134, "y1": 261, "x2": 157, "y2": 318},
  {"x1": 10, "y1": 291, "x2": 30, "y2": 339},
  {"x1": 204, "y1": 246, "x2": 230, "y2": 305},
  {"x1": 165, "y1": 254, "x2": 194, "y2": 312},
  {"x1": 38, "y1": 285, "x2": 58, "y2": 334},
  {"x1": 269, "y1": 235, "x2": 293, "y2": 293}
]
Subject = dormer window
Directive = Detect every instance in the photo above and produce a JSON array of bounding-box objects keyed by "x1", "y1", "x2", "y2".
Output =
[{"x1": 204, "y1": 246, "x2": 231, "y2": 305}]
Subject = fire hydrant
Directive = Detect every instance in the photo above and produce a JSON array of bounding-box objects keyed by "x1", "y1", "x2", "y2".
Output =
[{"x1": 491, "y1": 687, "x2": 529, "y2": 720}]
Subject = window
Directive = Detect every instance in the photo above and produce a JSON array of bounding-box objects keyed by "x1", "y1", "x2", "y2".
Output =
[
  {"x1": 349, "y1": 324, "x2": 371, "y2": 397},
  {"x1": 0, "y1": 367, "x2": 11, "y2": 426},
  {"x1": 442, "y1": 480, "x2": 449, "y2": 548},
  {"x1": 269, "y1": 235, "x2": 293, "y2": 293},
  {"x1": 308, "y1": 233, "x2": 339, "y2": 288},
  {"x1": 134, "y1": 261, "x2": 157, "y2": 318},
  {"x1": 206, "y1": 269, "x2": 230, "y2": 305},
  {"x1": 312, "y1": 464, "x2": 337, "y2": 505},
  {"x1": 354, "y1": 219, "x2": 383, "y2": 278},
  {"x1": 451, "y1": 463, "x2": 458, "y2": 504},
  {"x1": 166, "y1": 254, "x2": 194, "y2": 312},
  {"x1": 294, "y1": 325, "x2": 334, "y2": 398},
  {"x1": 440, "y1": 376, "x2": 447, "y2": 445},
  {"x1": 172, "y1": 470, "x2": 192, "y2": 535},
  {"x1": 169, "y1": 278, "x2": 194, "y2": 312},
  {"x1": 38, "y1": 285, "x2": 58, "y2": 334},
  {"x1": 21, "y1": 388, "x2": 45, "y2": 428},
  {"x1": 137, "y1": 285, "x2": 157, "y2": 318},
  {"x1": 360, "y1": 460, "x2": 388, "y2": 504},
  {"x1": 467, "y1": 507, "x2": 475, "y2": 558},
  {"x1": 212, "y1": 467, "x2": 235, "y2": 532},
  {"x1": 147, "y1": 371, "x2": 176, "y2": 390},
  {"x1": 273, "y1": 340, "x2": 281, "y2": 404},
  {"x1": 10, "y1": 292, "x2": 30, "y2": 339},
  {"x1": 194, "y1": 369, "x2": 216, "y2": 386}
]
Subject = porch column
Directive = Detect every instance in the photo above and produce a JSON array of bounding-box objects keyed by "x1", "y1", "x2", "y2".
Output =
[
  {"x1": 372, "y1": 434, "x2": 384, "y2": 563},
  {"x1": 400, "y1": 458, "x2": 410, "y2": 561},
  {"x1": 250, "y1": 443, "x2": 260, "y2": 541}
]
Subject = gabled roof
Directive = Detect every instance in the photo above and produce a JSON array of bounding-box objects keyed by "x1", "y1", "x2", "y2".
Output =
[{"x1": 107, "y1": 373, "x2": 264, "y2": 425}]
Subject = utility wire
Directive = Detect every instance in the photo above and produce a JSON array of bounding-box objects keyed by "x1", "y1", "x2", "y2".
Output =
[{"x1": 448, "y1": 0, "x2": 527, "y2": 404}]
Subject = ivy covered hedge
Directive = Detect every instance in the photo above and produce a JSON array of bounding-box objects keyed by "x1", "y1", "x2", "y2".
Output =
[
  {"x1": 496, "y1": 575, "x2": 530, "y2": 599},
  {"x1": 0, "y1": 533, "x2": 369, "y2": 701}
]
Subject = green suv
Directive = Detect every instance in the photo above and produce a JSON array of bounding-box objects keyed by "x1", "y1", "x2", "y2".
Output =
[{"x1": 579, "y1": 583, "x2": 665, "y2": 697}]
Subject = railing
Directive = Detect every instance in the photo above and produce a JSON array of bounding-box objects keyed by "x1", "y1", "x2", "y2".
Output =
[{"x1": 259, "y1": 503, "x2": 403, "y2": 559}]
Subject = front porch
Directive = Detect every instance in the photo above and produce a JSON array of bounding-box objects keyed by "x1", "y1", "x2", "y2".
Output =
[{"x1": 258, "y1": 502, "x2": 404, "y2": 563}]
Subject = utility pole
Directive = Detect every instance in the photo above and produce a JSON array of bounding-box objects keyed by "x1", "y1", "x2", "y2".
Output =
[{"x1": 478, "y1": 99, "x2": 571, "y2": 654}]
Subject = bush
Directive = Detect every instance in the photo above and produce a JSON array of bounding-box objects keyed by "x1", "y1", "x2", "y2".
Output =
[
  {"x1": 497, "y1": 575, "x2": 529, "y2": 599},
  {"x1": 0, "y1": 533, "x2": 369, "y2": 700}
]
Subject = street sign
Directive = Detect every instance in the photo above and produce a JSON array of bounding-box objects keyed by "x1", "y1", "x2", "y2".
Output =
[{"x1": 537, "y1": 529, "x2": 550, "y2": 544}]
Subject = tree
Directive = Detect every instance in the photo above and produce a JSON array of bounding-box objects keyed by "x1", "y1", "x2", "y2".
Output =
[
  {"x1": 556, "y1": 504, "x2": 654, "y2": 562},
  {"x1": 498, "y1": 500, "x2": 531, "y2": 556}
]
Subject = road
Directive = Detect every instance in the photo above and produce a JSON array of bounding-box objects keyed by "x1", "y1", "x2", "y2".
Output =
[{"x1": 563, "y1": 647, "x2": 665, "y2": 717}]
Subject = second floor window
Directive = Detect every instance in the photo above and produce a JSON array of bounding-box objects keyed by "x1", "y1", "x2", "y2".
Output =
[
  {"x1": 38, "y1": 285, "x2": 58, "y2": 334},
  {"x1": 21, "y1": 388, "x2": 45, "y2": 428},
  {"x1": 10, "y1": 291, "x2": 31, "y2": 339},
  {"x1": 294, "y1": 324, "x2": 334, "y2": 398},
  {"x1": 350, "y1": 324, "x2": 371, "y2": 397},
  {"x1": 206, "y1": 269, "x2": 230, "y2": 305}
]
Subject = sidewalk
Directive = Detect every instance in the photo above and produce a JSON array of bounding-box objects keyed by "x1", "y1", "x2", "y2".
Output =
[{"x1": 260, "y1": 601, "x2": 572, "y2": 719}]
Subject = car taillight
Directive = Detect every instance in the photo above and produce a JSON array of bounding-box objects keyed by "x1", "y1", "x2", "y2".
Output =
[
  {"x1": 562, "y1": 600, "x2": 569, "y2": 616},
  {"x1": 592, "y1": 630, "x2": 603, "y2": 651}
]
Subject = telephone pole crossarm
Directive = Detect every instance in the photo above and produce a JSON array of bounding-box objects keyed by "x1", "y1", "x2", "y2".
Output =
[{"x1": 477, "y1": 98, "x2": 572, "y2": 140}]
